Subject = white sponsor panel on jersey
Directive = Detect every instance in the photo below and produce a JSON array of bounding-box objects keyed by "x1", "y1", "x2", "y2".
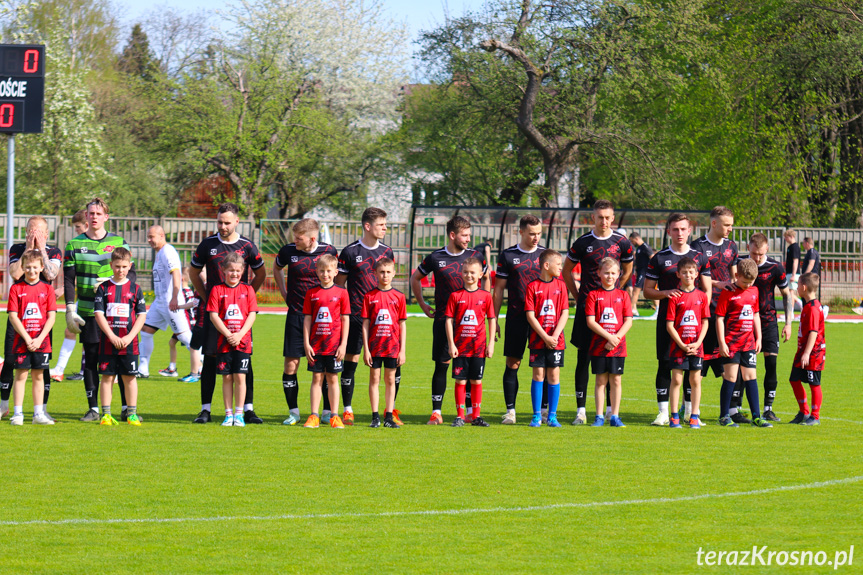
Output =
[
  {"x1": 375, "y1": 310, "x2": 393, "y2": 325},
  {"x1": 539, "y1": 299, "x2": 556, "y2": 317},
  {"x1": 23, "y1": 302, "x2": 42, "y2": 319},
  {"x1": 106, "y1": 303, "x2": 130, "y2": 318},
  {"x1": 601, "y1": 306, "x2": 618, "y2": 324},
  {"x1": 316, "y1": 306, "x2": 332, "y2": 323},
  {"x1": 740, "y1": 304, "x2": 753, "y2": 319},
  {"x1": 681, "y1": 310, "x2": 699, "y2": 327},
  {"x1": 225, "y1": 303, "x2": 243, "y2": 320},
  {"x1": 460, "y1": 310, "x2": 479, "y2": 326}
]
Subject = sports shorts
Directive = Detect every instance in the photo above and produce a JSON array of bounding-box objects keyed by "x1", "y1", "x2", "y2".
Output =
[
  {"x1": 371, "y1": 357, "x2": 398, "y2": 369},
  {"x1": 99, "y1": 354, "x2": 139, "y2": 377},
  {"x1": 790, "y1": 367, "x2": 822, "y2": 386},
  {"x1": 452, "y1": 356, "x2": 485, "y2": 380},
  {"x1": 308, "y1": 355, "x2": 344, "y2": 374},
  {"x1": 590, "y1": 355, "x2": 626, "y2": 375},
  {"x1": 528, "y1": 348, "x2": 565, "y2": 368},
  {"x1": 12, "y1": 351, "x2": 51, "y2": 370},
  {"x1": 145, "y1": 301, "x2": 191, "y2": 334},
  {"x1": 503, "y1": 311, "x2": 530, "y2": 359},
  {"x1": 283, "y1": 312, "x2": 305, "y2": 358},
  {"x1": 667, "y1": 355, "x2": 703, "y2": 372},
  {"x1": 570, "y1": 306, "x2": 591, "y2": 350},
  {"x1": 216, "y1": 350, "x2": 251, "y2": 375},
  {"x1": 761, "y1": 319, "x2": 780, "y2": 355},
  {"x1": 345, "y1": 315, "x2": 364, "y2": 356},
  {"x1": 431, "y1": 319, "x2": 451, "y2": 363},
  {"x1": 722, "y1": 350, "x2": 757, "y2": 368}
]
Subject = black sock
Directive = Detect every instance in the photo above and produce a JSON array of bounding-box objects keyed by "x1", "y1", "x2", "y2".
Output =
[
  {"x1": 732, "y1": 373, "x2": 745, "y2": 409},
  {"x1": 245, "y1": 364, "x2": 254, "y2": 405},
  {"x1": 84, "y1": 342, "x2": 99, "y2": 409},
  {"x1": 118, "y1": 376, "x2": 127, "y2": 407},
  {"x1": 720, "y1": 379, "x2": 735, "y2": 417},
  {"x1": 503, "y1": 366, "x2": 518, "y2": 410},
  {"x1": 283, "y1": 372, "x2": 299, "y2": 410},
  {"x1": 341, "y1": 361, "x2": 357, "y2": 408},
  {"x1": 745, "y1": 379, "x2": 761, "y2": 419},
  {"x1": 541, "y1": 379, "x2": 548, "y2": 411},
  {"x1": 431, "y1": 361, "x2": 448, "y2": 411},
  {"x1": 0, "y1": 358, "x2": 12, "y2": 401},
  {"x1": 465, "y1": 385, "x2": 472, "y2": 411},
  {"x1": 605, "y1": 386, "x2": 611, "y2": 410},
  {"x1": 683, "y1": 374, "x2": 691, "y2": 403},
  {"x1": 372, "y1": 411, "x2": 379, "y2": 420},
  {"x1": 394, "y1": 366, "x2": 401, "y2": 400},
  {"x1": 385, "y1": 411, "x2": 393, "y2": 420},
  {"x1": 655, "y1": 365, "x2": 671, "y2": 403},
  {"x1": 322, "y1": 379, "x2": 330, "y2": 411},
  {"x1": 763, "y1": 355, "x2": 778, "y2": 409},
  {"x1": 42, "y1": 368, "x2": 50, "y2": 405},
  {"x1": 201, "y1": 355, "x2": 217, "y2": 406},
  {"x1": 575, "y1": 347, "x2": 590, "y2": 409}
]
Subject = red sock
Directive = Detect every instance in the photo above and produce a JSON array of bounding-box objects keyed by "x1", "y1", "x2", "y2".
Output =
[
  {"x1": 455, "y1": 384, "x2": 466, "y2": 419},
  {"x1": 471, "y1": 383, "x2": 482, "y2": 418},
  {"x1": 810, "y1": 385, "x2": 822, "y2": 419},
  {"x1": 790, "y1": 381, "x2": 809, "y2": 415}
]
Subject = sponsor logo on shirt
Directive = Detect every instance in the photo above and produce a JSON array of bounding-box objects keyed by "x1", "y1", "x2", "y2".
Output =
[
  {"x1": 225, "y1": 304, "x2": 243, "y2": 319},
  {"x1": 316, "y1": 307, "x2": 332, "y2": 323},
  {"x1": 460, "y1": 310, "x2": 479, "y2": 326},
  {"x1": 513, "y1": 258, "x2": 520, "y2": 264},
  {"x1": 681, "y1": 310, "x2": 699, "y2": 327},
  {"x1": 375, "y1": 310, "x2": 392, "y2": 325},
  {"x1": 601, "y1": 307, "x2": 618, "y2": 324},
  {"x1": 540, "y1": 299, "x2": 556, "y2": 317},
  {"x1": 23, "y1": 302, "x2": 42, "y2": 319},
  {"x1": 106, "y1": 303, "x2": 130, "y2": 318},
  {"x1": 210, "y1": 249, "x2": 218, "y2": 255}
]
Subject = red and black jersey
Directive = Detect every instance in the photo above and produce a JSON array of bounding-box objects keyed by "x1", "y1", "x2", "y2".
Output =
[
  {"x1": 444, "y1": 288, "x2": 496, "y2": 357},
  {"x1": 190, "y1": 235, "x2": 264, "y2": 327},
  {"x1": 666, "y1": 288, "x2": 710, "y2": 360},
  {"x1": 206, "y1": 282, "x2": 258, "y2": 354},
  {"x1": 275, "y1": 242, "x2": 338, "y2": 314},
  {"x1": 182, "y1": 287, "x2": 198, "y2": 325},
  {"x1": 584, "y1": 288, "x2": 632, "y2": 357},
  {"x1": 646, "y1": 246, "x2": 711, "y2": 317},
  {"x1": 9, "y1": 243, "x2": 63, "y2": 284},
  {"x1": 566, "y1": 231, "x2": 634, "y2": 303},
  {"x1": 523, "y1": 278, "x2": 569, "y2": 350},
  {"x1": 303, "y1": 284, "x2": 350, "y2": 355},
  {"x1": 8, "y1": 280, "x2": 56, "y2": 353},
  {"x1": 715, "y1": 285, "x2": 759, "y2": 353},
  {"x1": 495, "y1": 244, "x2": 545, "y2": 314},
  {"x1": 794, "y1": 299, "x2": 826, "y2": 371},
  {"x1": 692, "y1": 236, "x2": 738, "y2": 309},
  {"x1": 93, "y1": 279, "x2": 147, "y2": 356},
  {"x1": 745, "y1": 257, "x2": 788, "y2": 324},
  {"x1": 338, "y1": 240, "x2": 395, "y2": 316},
  {"x1": 361, "y1": 288, "x2": 407, "y2": 358},
  {"x1": 416, "y1": 247, "x2": 488, "y2": 320}
]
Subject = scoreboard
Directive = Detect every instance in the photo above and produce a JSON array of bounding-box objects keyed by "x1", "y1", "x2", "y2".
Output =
[{"x1": 0, "y1": 44, "x2": 45, "y2": 134}]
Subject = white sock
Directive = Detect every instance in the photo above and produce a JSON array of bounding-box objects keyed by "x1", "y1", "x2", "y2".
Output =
[
  {"x1": 344, "y1": 405, "x2": 353, "y2": 413},
  {"x1": 433, "y1": 409, "x2": 441, "y2": 415},
  {"x1": 577, "y1": 407, "x2": 586, "y2": 416},
  {"x1": 234, "y1": 407, "x2": 243, "y2": 415},
  {"x1": 41, "y1": 404, "x2": 48, "y2": 414},
  {"x1": 175, "y1": 331, "x2": 191, "y2": 348},
  {"x1": 34, "y1": 405, "x2": 43, "y2": 416},
  {"x1": 322, "y1": 409, "x2": 332, "y2": 416},
  {"x1": 659, "y1": 401, "x2": 669, "y2": 415},
  {"x1": 53, "y1": 337, "x2": 77, "y2": 372},
  {"x1": 168, "y1": 362, "x2": 177, "y2": 371},
  {"x1": 139, "y1": 331, "x2": 155, "y2": 371},
  {"x1": 122, "y1": 405, "x2": 127, "y2": 411},
  {"x1": 202, "y1": 403, "x2": 211, "y2": 412},
  {"x1": 0, "y1": 399, "x2": 8, "y2": 413},
  {"x1": 243, "y1": 403, "x2": 253, "y2": 412},
  {"x1": 729, "y1": 406, "x2": 739, "y2": 415},
  {"x1": 684, "y1": 401, "x2": 692, "y2": 413},
  {"x1": 14, "y1": 405, "x2": 23, "y2": 416},
  {"x1": 290, "y1": 408, "x2": 299, "y2": 416}
]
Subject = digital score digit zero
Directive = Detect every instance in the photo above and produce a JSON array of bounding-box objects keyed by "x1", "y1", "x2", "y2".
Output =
[{"x1": 0, "y1": 45, "x2": 45, "y2": 134}]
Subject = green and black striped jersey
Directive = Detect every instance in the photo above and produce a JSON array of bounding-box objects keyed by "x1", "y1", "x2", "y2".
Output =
[{"x1": 63, "y1": 232, "x2": 134, "y2": 317}]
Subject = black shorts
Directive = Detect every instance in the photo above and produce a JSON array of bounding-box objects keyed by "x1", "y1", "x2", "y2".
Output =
[
  {"x1": 570, "y1": 306, "x2": 590, "y2": 350},
  {"x1": 667, "y1": 356, "x2": 703, "y2": 372},
  {"x1": 432, "y1": 319, "x2": 451, "y2": 363},
  {"x1": 790, "y1": 367, "x2": 822, "y2": 386},
  {"x1": 189, "y1": 326, "x2": 205, "y2": 351},
  {"x1": 762, "y1": 319, "x2": 780, "y2": 355},
  {"x1": 12, "y1": 351, "x2": 51, "y2": 370},
  {"x1": 702, "y1": 316, "x2": 720, "y2": 359},
  {"x1": 283, "y1": 312, "x2": 305, "y2": 358},
  {"x1": 634, "y1": 273, "x2": 646, "y2": 289},
  {"x1": 503, "y1": 311, "x2": 530, "y2": 359},
  {"x1": 308, "y1": 355, "x2": 344, "y2": 374},
  {"x1": 701, "y1": 358, "x2": 725, "y2": 378},
  {"x1": 201, "y1": 313, "x2": 218, "y2": 356},
  {"x1": 452, "y1": 356, "x2": 485, "y2": 380},
  {"x1": 591, "y1": 355, "x2": 626, "y2": 375},
  {"x1": 528, "y1": 348, "x2": 565, "y2": 368},
  {"x1": 4, "y1": 318, "x2": 14, "y2": 358},
  {"x1": 81, "y1": 315, "x2": 102, "y2": 344},
  {"x1": 654, "y1": 304, "x2": 672, "y2": 362},
  {"x1": 216, "y1": 351, "x2": 251, "y2": 375},
  {"x1": 371, "y1": 357, "x2": 398, "y2": 369},
  {"x1": 99, "y1": 354, "x2": 138, "y2": 377},
  {"x1": 345, "y1": 315, "x2": 364, "y2": 356},
  {"x1": 723, "y1": 350, "x2": 757, "y2": 368}
]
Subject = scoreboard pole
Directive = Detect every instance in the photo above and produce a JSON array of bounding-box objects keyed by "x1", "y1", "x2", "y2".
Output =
[{"x1": 5, "y1": 133, "x2": 13, "y2": 297}]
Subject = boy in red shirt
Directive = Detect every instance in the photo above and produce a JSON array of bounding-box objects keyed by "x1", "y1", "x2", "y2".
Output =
[
  {"x1": 94, "y1": 248, "x2": 147, "y2": 426},
  {"x1": 585, "y1": 258, "x2": 633, "y2": 427},
  {"x1": 524, "y1": 250, "x2": 570, "y2": 428},
  {"x1": 362, "y1": 257, "x2": 407, "y2": 428},
  {"x1": 207, "y1": 253, "x2": 258, "y2": 427},
  {"x1": 444, "y1": 257, "x2": 496, "y2": 427},
  {"x1": 665, "y1": 257, "x2": 710, "y2": 429},
  {"x1": 7, "y1": 250, "x2": 57, "y2": 425},
  {"x1": 788, "y1": 273, "x2": 827, "y2": 425},
  {"x1": 715, "y1": 258, "x2": 771, "y2": 427},
  {"x1": 303, "y1": 254, "x2": 350, "y2": 429}
]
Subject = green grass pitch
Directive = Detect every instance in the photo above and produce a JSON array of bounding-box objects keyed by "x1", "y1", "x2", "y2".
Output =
[{"x1": 0, "y1": 314, "x2": 861, "y2": 574}]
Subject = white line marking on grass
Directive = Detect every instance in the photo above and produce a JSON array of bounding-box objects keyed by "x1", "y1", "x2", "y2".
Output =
[{"x1": 1, "y1": 475, "x2": 861, "y2": 528}]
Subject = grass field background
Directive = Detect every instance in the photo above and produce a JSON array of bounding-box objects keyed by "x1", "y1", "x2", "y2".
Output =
[{"x1": 0, "y1": 313, "x2": 860, "y2": 574}]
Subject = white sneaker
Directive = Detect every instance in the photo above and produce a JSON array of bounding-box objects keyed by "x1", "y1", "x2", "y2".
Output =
[
  {"x1": 32, "y1": 413, "x2": 54, "y2": 425},
  {"x1": 540, "y1": 408, "x2": 549, "y2": 424},
  {"x1": 44, "y1": 411, "x2": 55, "y2": 423},
  {"x1": 501, "y1": 411, "x2": 516, "y2": 425},
  {"x1": 10, "y1": 414, "x2": 24, "y2": 426},
  {"x1": 651, "y1": 412, "x2": 670, "y2": 426},
  {"x1": 571, "y1": 413, "x2": 587, "y2": 425}
]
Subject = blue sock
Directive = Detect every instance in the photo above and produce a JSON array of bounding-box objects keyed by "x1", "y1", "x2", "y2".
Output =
[
  {"x1": 745, "y1": 379, "x2": 761, "y2": 420},
  {"x1": 531, "y1": 380, "x2": 543, "y2": 414},
  {"x1": 720, "y1": 379, "x2": 735, "y2": 417},
  {"x1": 547, "y1": 383, "x2": 560, "y2": 415}
]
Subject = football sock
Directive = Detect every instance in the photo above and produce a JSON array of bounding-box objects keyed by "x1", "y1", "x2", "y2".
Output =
[
  {"x1": 0, "y1": 399, "x2": 7, "y2": 413},
  {"x1": 244, "y1": 403, "x2": 253, "y2": 412},
  {"x1": 454, "y1": 384, "x2": 466, "y2": 419},
  {"x1": 541, "y1": 379, "x2": 549, "y2": 411},
  {"x1": 810, "y1": 385, "x2": 822, "y2": 419},
  {"x1": 202, "y1": 403, "x2": 211, "y2": 412},
  {"x1": 530, "y1": 380, "x2": 543, "y2": 414},
  {"x1": 720, "y1": 379, "x2": 735, "y2": 417},
  {"x1": 658, "y1": 401, "x2": 668, "y2": 415},
  {"x1": 43, "y1": 371, "x2": 50, "y2": 404},
  {"x1": 283, "y1": 373, "x2": 299, "y2": 410},
  {"x1": 235, "y1": 407, "x2": 242, "y2": 415},
  {"x1": 577, "y1": 406, "x2": 586, "y2": 416},
  {"x1": 431, "y1": 361, "x2": 448, "y2": 411},
  {"x1": 502, "y1": 366, "x2": 518, "y2": 410},
  {"x1": 655, "y1": 365, "x2": 671, "y2": 403},
  {"x1": 547, "y1": 383, "x2": 560, "y2": 416},
  {"x1": 744, "y1": 379, "x2": 761, "y2": 419},
  {"x1": 33, "y1": 405, "x2": 43, "y2": 416},
  {"x1": 175, "y1": 330, "x2": 191, "y2": 348},
  {"x1": 683, "y1": 376, "x2": 691, "y2": 402},
  {"x1": 127, "y1": 406, "x2": 137, "y2": 415},
  {"x1": 54, "y1": 337, "x2": 76, "y2": 372},
  {"x1": 201, "y1": 355, "x2": 217, "y2": 405},
  {"x1": 322, "y1": 380, "x2": 331, "y2": 412},
  {"x1": 0, "y1": 379, "x2": 9, "y2": 402},
  {"x1": 471, "y1": 382, "x2": 482, "y2": 417},
  {"x1": 341, "y1": 361, "x2": 358, "y2": 410},
  {"x1": 575, "y1": 348, "x2": 590, "y2": 409},
  {"x1": 169, "y1": 362, "x2": 177, "y2": 371},
  {"x1": 102, "y1": 405, "x2": 111, "y2": 415},
  {"x1": 385, "y1": 411, "x2": 393, "y2": 420},
  {"x1": 372, "y1": 411, "x2": 379, "y2": 420},
  {"x1": 83, "y1": 342, "x2": 100, "y2": 409},
  {"x1": 394, "y1": 366, "x2": 401, "y2": 400},
  {"x1": 139, "y1": 331, "x2": 155, "y2": 372},
  {"x1": 118, "y1": 377, "x2": 127, "y2": 408},
  {"x1": 763, "y1": 355, "x2": 778, "y2": 409},
  {"x1": 245, "y1": 364, "x2": 254, "y2": 404},
  {"x1": 465, "y1": 387, "x2": 472, "y2": 415},
  {"x1": 13, "y1": 405, "x2": 22, "y2": 416},
  {"x1": 732, "y1": 373, "x2": 745, "y2": 409},
  {"x1": 789, "y1": 380, "x2": 809, "y2": 414}
]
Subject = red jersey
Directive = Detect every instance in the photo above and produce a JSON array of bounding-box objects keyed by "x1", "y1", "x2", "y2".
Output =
[
  {"x1": 523, "y1": 278, "x2": 569, "y2": 350},
  {"x1": 794, "y1": 299, "x2": 826, "y2": 371},
  {"x1": 8, "y1": 280, "x2": 56, "y2": 353},
  {"x1": 715, "y1": 285, "x2": 759, "y2": 353},
  {"x1": 444, "y1": 288, "x2": 496, "y2": 357},
  {"x1": 206, "y1": 282, "x2": 258, "y2": 353},
  {"x1": 361, "y1": 288, "x2": 407, "y2": 359},
  {"x1": 303, "y1": 284, "x2": 350, "y2": 355},
  {"x1": 666, "y1": 288, "x2": 710, "y2": 360},
  {"x1": 584, "y1": 288, "x2": 632, "y2": 357},
  {"x1": 93, "y1": 279, "x2": 147, "y2": 356}
]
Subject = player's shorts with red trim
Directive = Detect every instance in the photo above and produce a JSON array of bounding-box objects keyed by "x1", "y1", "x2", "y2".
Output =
[
  {"x1": 13, "y1": 351, "x2": 51, "y2": 370},
  {"x1": 99, "y1": 354, "x2": 139, "y2": 377},
  {"x1": 307, "y1": 355, "x2": 344, "y2": 374},
  {"x1": 666, "y1": 355, "x2": 703, "y2": 372},
  {"x1": 790, "y1": 367, "x2": 822, "y2": 386},
  {"x1": 216, "y1": 351, "x2": 251, "y2": 375},
  {"x1": 722, "y1": 350, "x2": 757, "y2": 368},
  {"x1": 529, "y1": 348, "x2": 565, "y2": 368},
  {"x1": 590, "y1": 355, "x2": 626, "y2": 375},
  {"x1": 452, "y1": 356, "x2": 485, "y2": 380}
]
